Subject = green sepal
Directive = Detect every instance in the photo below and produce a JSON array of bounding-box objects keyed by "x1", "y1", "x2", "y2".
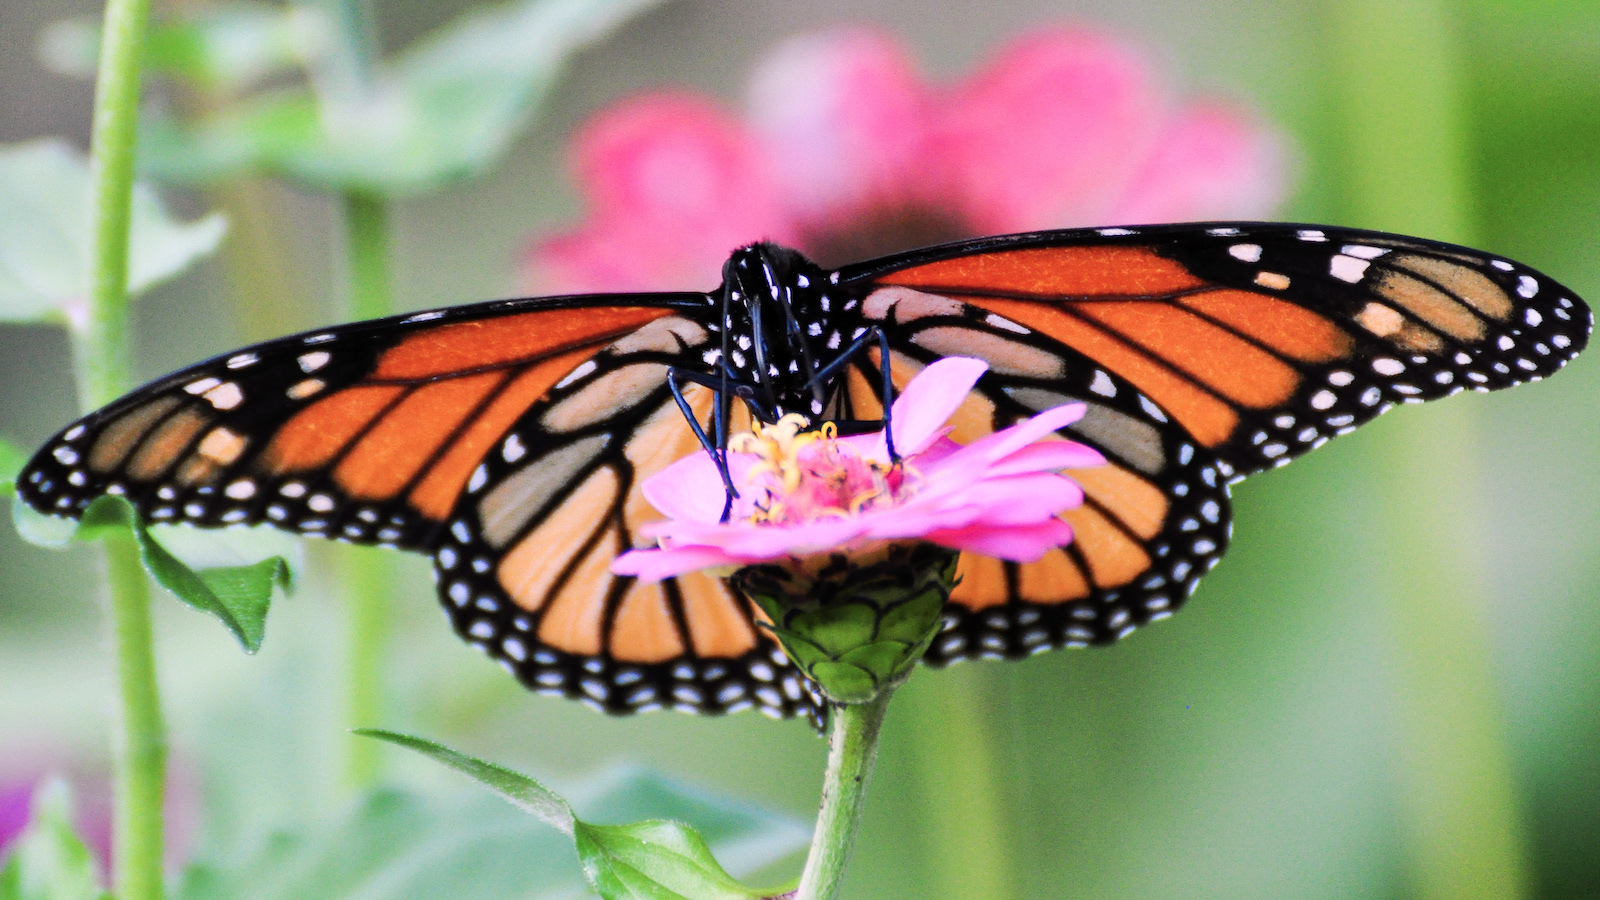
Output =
[
  {"x1": 0, "y1": 438, "x2": 24, "y2": 497},
  {"x1": 0, "y1": 781, "x2": 109, "y2": 900},
  {"x1": 735, "y1": 543, "x2": 959, "y2": 704},
  {"x1": 11, "y1": 494, "x2": 289, "y2": 652},
  {"x1": 358, "y1": 730, "x2": 797, "y2": 900}
]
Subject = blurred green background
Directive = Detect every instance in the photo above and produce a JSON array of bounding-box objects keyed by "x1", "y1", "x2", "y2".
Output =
[{"x1": 2, "y1": 0, "x2": 1597, "y2": 897}]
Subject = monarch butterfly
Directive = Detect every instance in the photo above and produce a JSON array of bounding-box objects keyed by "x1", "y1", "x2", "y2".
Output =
[{"x1": 17, "y1": 222, "x2": 1590, "y2": 721}]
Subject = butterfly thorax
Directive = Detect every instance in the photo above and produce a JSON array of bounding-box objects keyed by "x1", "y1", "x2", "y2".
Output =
[{"x1": 717, "y1": 243, "x2": 861, "y2": 425}]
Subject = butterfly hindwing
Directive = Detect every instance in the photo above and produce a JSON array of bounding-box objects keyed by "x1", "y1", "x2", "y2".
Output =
[{"x1": 837, "y1": 293, "x2": 1232, "y2": 660}]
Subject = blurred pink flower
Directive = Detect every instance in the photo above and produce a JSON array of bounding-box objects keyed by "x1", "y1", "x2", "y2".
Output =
[
  {"x1": 0, "y1": 761, "x2": 199, "y2": 876},
  {"x1": 525, "y1": 26, "x2": 1287, "y2": 293},
  {"x1": 612, "y1": 358, "x2": 1105, "y2": 581}
]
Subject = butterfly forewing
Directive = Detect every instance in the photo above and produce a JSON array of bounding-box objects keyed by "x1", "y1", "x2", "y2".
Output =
[
  {"x1": 839, "y1": 222, "x2": 1589, "y2": 480},
  {"x1": 18, "y1": 296, "x2": 705, "y2": 548}
]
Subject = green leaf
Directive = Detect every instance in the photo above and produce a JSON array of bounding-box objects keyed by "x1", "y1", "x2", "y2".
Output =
[
  {"x1": 576, "y1": 820, "x2": 771, "y2": 900},
  {"x1": 11, "y1": 494, "x2": 289, "y2": 652},
  {"x1": 0, "y1": 139, "x2": 227, "y2": 324},
  {"x1": 173, "y1": 772, "x2": 805, "y2": 900},
  {"x1": 140, "y1": 0, "x2": 665, "y2": 194},
  {"x1": 0, "y1": 781, "x2": 109, "y2": 900},
  {"x1": 38, "y1": 4, "x2": 332, "y2": 95},
  {"x1": 359, "y1": 732, "x2": 807, "y2": 900},
  {"x1": 355, "y1": 729, "x2": 575, "y2": 833},
  {"x1": 0, "y1": 438, "x2": 23, "y2": 497}
]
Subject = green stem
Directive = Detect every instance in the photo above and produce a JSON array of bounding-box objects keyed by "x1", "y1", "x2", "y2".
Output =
[
  {"x1": 1328, "y1": 1, "x2": 1530, "y2": 896},
  {"x1": 796, "y1": 692, "x2": 893, "y2": 900},
  {"x1": 899, "y1": 670, "x2": 1011, "y2": 900},
  {"x1": 76, "y1": 0, "x2": 150, "y2": 413},
  {"x1": 77, "y1": 0, "x2": 165, "y2": 895},
  {"x1": 105, "y1": 533, "x2": 166, "y2": 900},
  {"x1": 344, "y1": 190, "x2": 393, "y2": 322},
  {"x1": 342, "y1": 544, "x2": 388, "y2": 787},
  {"x1": 340, "y1": 190, "x2": 392, "y2": 787}
]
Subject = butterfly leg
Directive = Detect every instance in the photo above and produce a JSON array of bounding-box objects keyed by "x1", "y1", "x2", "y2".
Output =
[
  {"x1": 667, "y1": 366, "x2": 739, "y2": 505},
  {"x1": 805, "y1": 326, "x2": 899, "y2": 461}
]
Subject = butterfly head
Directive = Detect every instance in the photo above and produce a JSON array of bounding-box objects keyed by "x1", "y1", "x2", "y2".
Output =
[{"x1": 720, "y1": 243, "x2": 853, "y2": 425}]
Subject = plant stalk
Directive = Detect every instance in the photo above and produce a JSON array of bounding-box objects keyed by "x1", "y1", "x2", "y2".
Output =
[
  {"x1": 340, "y1": 190, "x2": 393, "y2": 787},
  {"x1": 900, "y1": 670, "x2": 1011, "y2": 900},
  {"x1": 78, "y1": 0, "x2": 165, "y2": 893},
  {"x1": 795, "y1": 692, "x2": 893, "y2": 900},
  {"x1": 1328, "y1": 0, "x2": 1531, "y2": 896},
  {"x1": 103, "y1": 532, "x2": 166, "y2": 900},
  {"x1": 344, "y1": 190, "x2": 393, "y2": 322}
]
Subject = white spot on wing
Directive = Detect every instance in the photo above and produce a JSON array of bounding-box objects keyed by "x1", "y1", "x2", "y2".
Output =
[
  {"x1": 1340, "y1": 244, "x2": 1388, "y2": 259},
  {"x1": 1329, "y1": 255, "x2": 1370, "y2": 283},
  {"x1": 204, "y1": 382, "x2": 244, "y2": 410},
  {"x1": 1089, "y1": 371, "x2": 1116, "y2": 397},
  {"x1": 1228, "y1": 243, "x2": 1263, "y2": 262},
  {"x1": 556, "y1": 360, "x2": 597, "y2": 389}
]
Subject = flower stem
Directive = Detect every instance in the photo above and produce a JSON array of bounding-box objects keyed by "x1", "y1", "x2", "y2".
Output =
[
  {"x1": 899, "y1": 670, "x2": 1012, "y2": 900},
  {"x1": 77, "y1": 0, "x2": 165, "y2": 892},
  {"x1": 796, "y1": 692, "x2": 893, "y2": 900},
  {"x1": 1329, "y1": 0, "x2": 1531, "y2": 896},
  {"x1": 344, "y1": 190, "x2": 393, "y2": 322},
  {"x1": 340, "y1": 191, "x2": 393, "y2": 787},
  {"x1": 104, "y1": 532, "x2": 166, "y2": 900}
]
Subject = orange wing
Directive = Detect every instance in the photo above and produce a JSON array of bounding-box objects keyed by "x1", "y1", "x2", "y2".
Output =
[
  {"x1": 846, "y1": 223, "x2": 1587, "y2": 479},
  {"x1": 19, "y1": 292, "x2": 821, "y2": 721},
  {"x1": 836, "y1": 223, "x2": 1588, "y2": 659}
]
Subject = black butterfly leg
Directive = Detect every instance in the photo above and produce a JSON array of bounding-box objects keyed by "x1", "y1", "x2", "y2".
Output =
[
  {"x1": 667, "y1": 367, "x2": 738, "y2": 511},
  {"x1": 804, "y1": 326, "x2": 899, "y2": 461}
]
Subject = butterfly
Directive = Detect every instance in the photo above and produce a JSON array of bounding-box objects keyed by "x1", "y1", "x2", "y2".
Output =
[{"x1": 16, "y1": 222, "x2": 1590, "y2": 723}]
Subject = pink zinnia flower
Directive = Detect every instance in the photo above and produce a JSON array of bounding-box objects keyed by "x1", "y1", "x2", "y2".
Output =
[
  {"x1": 525, "y1": 26, "x2": 1286, "y2": 293},
  {"x1": 612, "y1": 358, "x2": 1105, "y2": 581}
]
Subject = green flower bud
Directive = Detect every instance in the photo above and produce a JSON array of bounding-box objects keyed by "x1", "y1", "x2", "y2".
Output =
[{"x1": 730, "y1": 542, "x2": 960, "y2": 704}]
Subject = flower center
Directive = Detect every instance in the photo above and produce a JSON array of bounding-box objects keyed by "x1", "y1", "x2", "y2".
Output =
[{"x1": 731, "y1": 414, "x2": 913, "y2": 526}]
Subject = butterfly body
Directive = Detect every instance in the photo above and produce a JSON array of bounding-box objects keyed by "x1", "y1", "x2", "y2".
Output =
[{"x1": 18, "y1": 222, "x2": 1589, "y2": 722}]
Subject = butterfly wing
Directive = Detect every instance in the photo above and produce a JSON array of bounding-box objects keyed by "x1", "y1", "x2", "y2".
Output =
[
  {"x1": 18, "y1": 292, "x2": 820, "y2": 722},
  {"x1": 835, "y1": 222, "x2": 1590, "y2": 659},
  {"x1": 841, "y1": 222, "x2": 1590, "y2": 479}
]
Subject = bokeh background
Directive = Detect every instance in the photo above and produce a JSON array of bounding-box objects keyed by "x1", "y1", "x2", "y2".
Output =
[{"x1": 2, "y1": 0, "x2": 1597, "y2": 898}]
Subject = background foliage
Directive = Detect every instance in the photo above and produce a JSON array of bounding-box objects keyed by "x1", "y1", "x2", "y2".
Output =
[{"x1": 1, "y1": 0, "x2": 1597, "y2": 898}]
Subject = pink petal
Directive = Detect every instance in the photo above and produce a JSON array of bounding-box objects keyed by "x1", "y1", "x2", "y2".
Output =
[
  {"x1": 612, "y1": 544, "x2": 740, "y2": 582},
  {"x1": 886, "y1": 357, "x2": 989, "y2": 455},
  {"x1": 928, "y1": 29, "x2": 1163, "y2": 233},
  {"x1": 639, "y1": 450, "x2": 736, "y2": 524},
  {"x1": 983, "y1": 440, "x2": 1106, "y2": 476},
  {"x1": 960, "y1": 474, "x2": 1085, "y2": 525},
  {"x1": 926, "y1": 519, "x2": 1074, "y2": 561},
  {"x1": 746, "y1": 28, "x2": 931, "y2": 230},
  {"x1": 1108, "y1": 103, "x2": 1288, "y2": 224},
  {"x1": 523, "y1": 93, "x2": 798, "y2": 294},
  {"x1": 945, "y1": 402, "x2": 1088, "y2": 469}
]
